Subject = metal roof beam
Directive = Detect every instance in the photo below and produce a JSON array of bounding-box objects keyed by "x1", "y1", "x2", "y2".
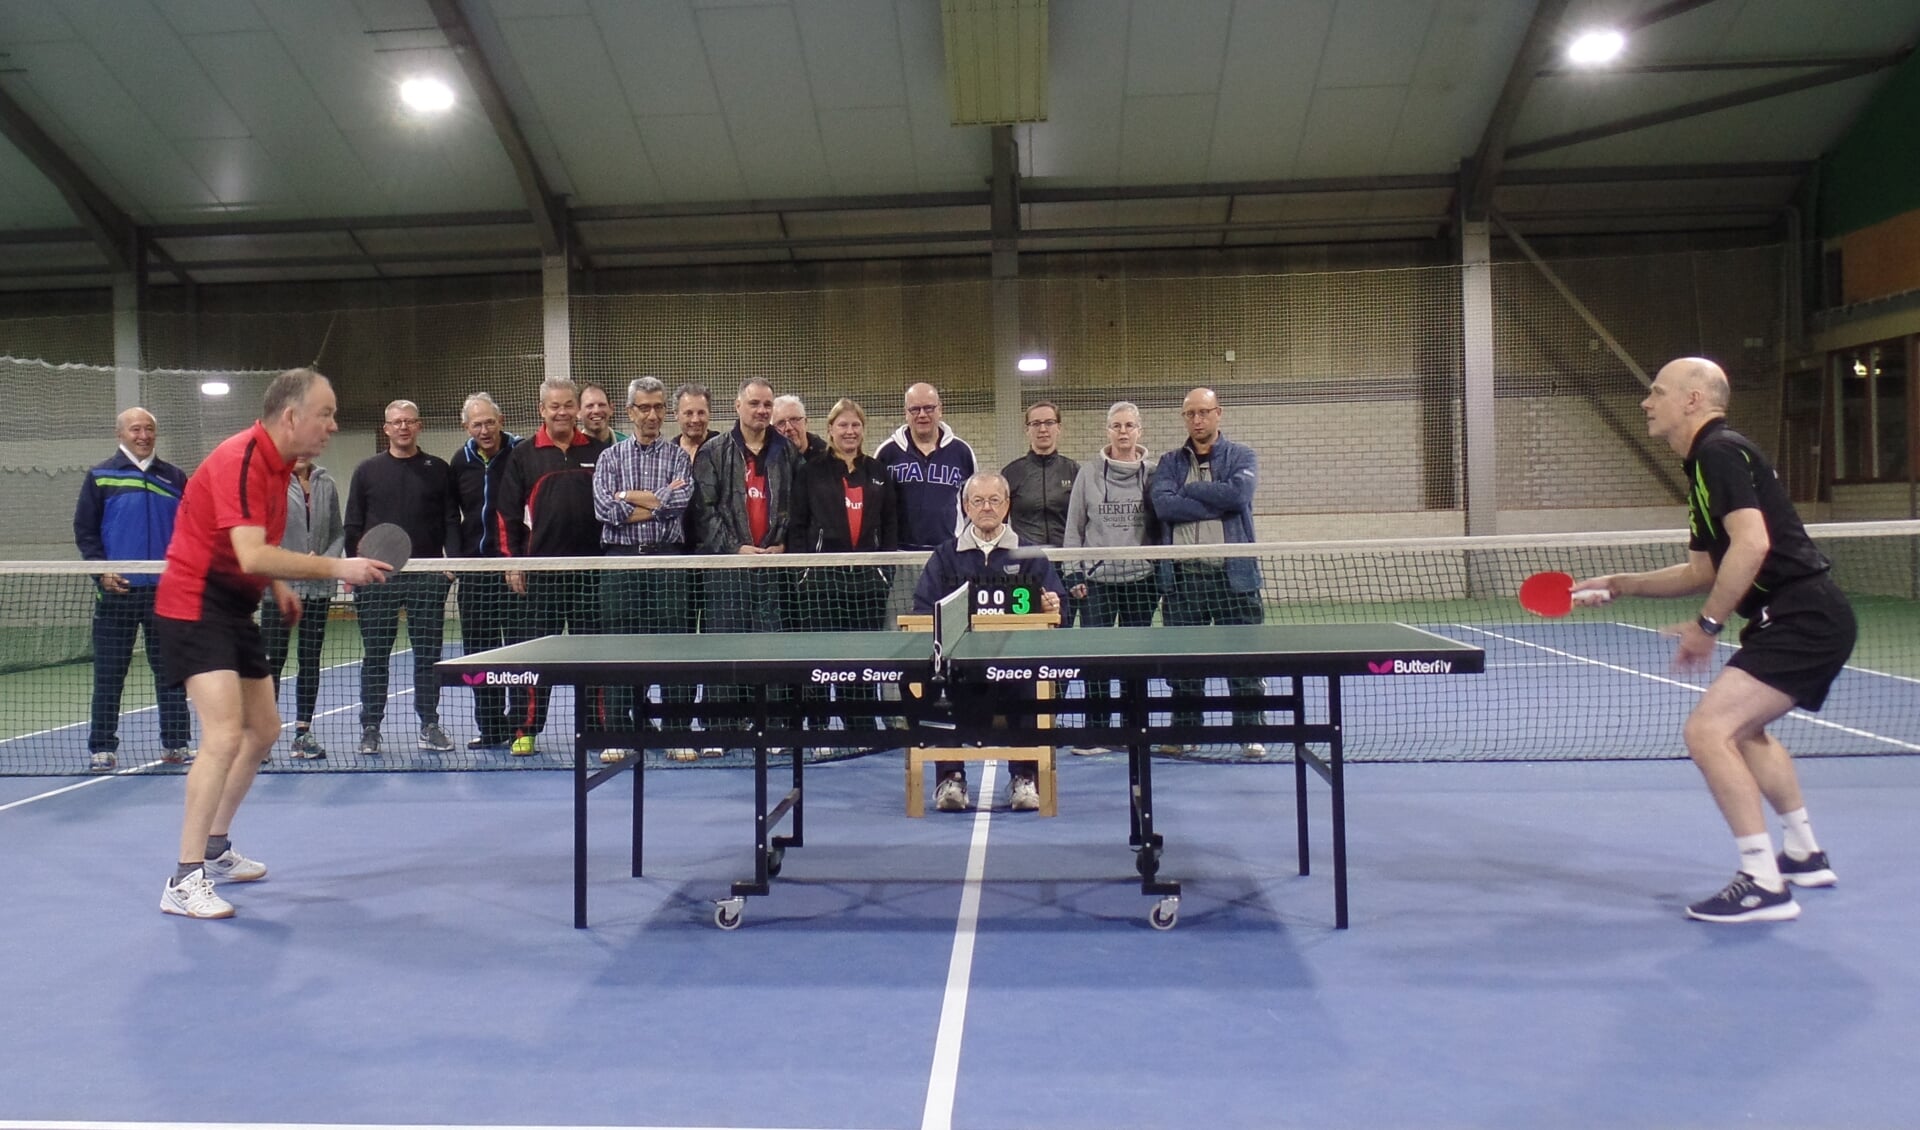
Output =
[
  {"x1": 1506, "y1": 58, "x2": 1896, "y2": 161},
  {"x1": 426, "y1": 0, "x2": 567, "y2": 259},
  {"x1": 1462, "y1": 0, "x2": 1572, "y2": 220},
  {"x1": 1499, "y1": 161, "x2": 1808, "y2": 184},
  {"x1": 0, "y1": 81, "x2": 133, "y2": 271},
  {"x1": 149, "y1": 210, "x2": 531, "y2": 239},
  {"x1": 1540, "y1": 51, "x2": 1910, "y2": 77}
]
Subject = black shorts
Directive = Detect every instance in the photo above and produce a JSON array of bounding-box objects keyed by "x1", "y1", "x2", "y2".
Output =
[
  {"x1": 155, "y1": 610, "x2": 272, "y2": 687},
  {"x1": 1727, "y1": 574, "x2": 1856, "y2": 711}
]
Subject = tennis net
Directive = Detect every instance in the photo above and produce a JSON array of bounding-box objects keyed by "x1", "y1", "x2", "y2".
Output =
[{"x1": 2, "y1": 522, "x2": 1914, "y2": 775}]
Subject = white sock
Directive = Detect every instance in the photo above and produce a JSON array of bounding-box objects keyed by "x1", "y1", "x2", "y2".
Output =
[
  {"x1": 1779, "y1": 807, "x2": 1820, "y2": 859},
  {"x1": 1737, "y1": 833, "x2": 1782, "y2": 890}
]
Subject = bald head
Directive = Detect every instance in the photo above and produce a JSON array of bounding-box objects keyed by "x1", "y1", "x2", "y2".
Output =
[
  {"x1": 116, "y1": 407, "x2": 157, "y2": 461},
  {"x1": 1643, "y1": 356, "x2": 1732, "y2": 454},
  {"x1": 1181, "y1": 386, "x2": 1223, "y2": 451},
  {"x1": 1660, "y1": 357, "x2": 1731, "y2": 412}
]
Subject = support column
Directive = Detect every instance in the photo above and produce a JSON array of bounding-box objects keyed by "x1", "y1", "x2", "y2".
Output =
[
  {"x1": 1459, "y1": 221, "x2": 1498, "y2": 536},
  {"x1": 112, "y1": 269, "x2": 141, "y2": 411},
  {"x1": 989, "y1": 125, "x2": 1023, "y2": 468},
  {"x1": 542, "y1": 252, "x2": 571, "y2": 389}
]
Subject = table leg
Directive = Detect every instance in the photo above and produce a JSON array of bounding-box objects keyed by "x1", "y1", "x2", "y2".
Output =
[
  {"x1": 574, "y1": 683, "x2": 589, "y2": 929},
  {"x1": 1329, "y1": 675, "x2": 1348, "y2": 929}
]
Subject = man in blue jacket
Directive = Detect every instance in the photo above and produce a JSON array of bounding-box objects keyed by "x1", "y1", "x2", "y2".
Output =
[
  {"x1": 1148, "y1": 388, "x2": 1267, "y2": 757},
  {"x1": 75, "y1": 407, "x2": 193, "y2": 771},
  {"x1": 912, "y1": 472, "x2": 1065, "y2": 812}
]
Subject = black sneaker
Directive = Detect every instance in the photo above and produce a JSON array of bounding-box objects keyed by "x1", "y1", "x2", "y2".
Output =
[
  {"x1": 356, "y1": 726, "x2": 382, "y2": 755},
  {"x1": 1686, "y1": 872, "x2": 1800, "y2": 923},
  {"x1": 1777, "y1": 850, "x2": 1837, "y2": 888}
]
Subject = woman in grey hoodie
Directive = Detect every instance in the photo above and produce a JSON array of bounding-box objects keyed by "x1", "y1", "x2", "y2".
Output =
[
  {"x1": 259, "y1": 455, "x2": 344, "y2": 760},
  {"x1": 1063, "y1": 401, "x2": 1161, "y2": 746}
]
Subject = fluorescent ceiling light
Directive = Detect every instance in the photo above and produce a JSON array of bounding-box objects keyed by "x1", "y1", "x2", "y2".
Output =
[
  {"x1": 200, "y1": 381, "x2": 230, "y2": 397},
  {"x1": 1566, "y1": 29, "x2": 1625, "y2": 66},
  {"x1": 400, "y1": 76, "x2": 456, "y2": 113},
  {"x1": 1017, "y1": 356, "x2": 1048, "y2": 373}
]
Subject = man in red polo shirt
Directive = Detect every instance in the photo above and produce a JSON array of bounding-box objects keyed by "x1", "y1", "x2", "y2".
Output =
[{"x1": 154, "y1": 368, "x2": 390, "y2": 919}]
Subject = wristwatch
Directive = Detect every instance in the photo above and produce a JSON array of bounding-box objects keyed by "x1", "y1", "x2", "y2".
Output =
[{"x1": 1696, "y1": 615, "x2": 1725, "y2": 636}]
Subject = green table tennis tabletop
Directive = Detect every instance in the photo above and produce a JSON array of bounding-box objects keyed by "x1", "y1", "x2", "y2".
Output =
[{"x1": 438, "y1": 622, "x2": 1483, "y2": 684}]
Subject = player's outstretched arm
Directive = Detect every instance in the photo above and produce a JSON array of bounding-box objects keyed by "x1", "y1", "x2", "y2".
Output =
[{"x1": 231, "y1": 526, "x2": 389, "y2": 586}]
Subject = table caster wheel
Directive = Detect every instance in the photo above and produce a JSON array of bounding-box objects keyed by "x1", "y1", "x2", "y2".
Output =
[
  {"x1": 766, "y1": 846, "x2": 784, "y2": 877},
  {"x1": 1149, "y1": 897, "x2": 1179, "y2": 931},
  {"x1": 713, "y1": 897, "x2": 744, "y2": 930},
  {"x1": 1135, "y1": 845, "x2": 1161, "y2": 879}
]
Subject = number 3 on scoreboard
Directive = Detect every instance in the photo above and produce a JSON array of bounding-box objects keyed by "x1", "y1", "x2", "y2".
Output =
[{"x1": 1010, "y1": 585, "x2": 1032, "y2": 615}]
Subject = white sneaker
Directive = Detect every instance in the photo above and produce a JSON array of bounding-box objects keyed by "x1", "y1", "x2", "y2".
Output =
[
  {"x1": 699, "y1": 747, "x2": 726, "y2": 759},
  {"x1": 667, "y1": 748, "x2": 700, "y2": 762},
  {"x1": 1071, "y1": 744, "x2": 1115, "y2": 756},
  {"x1": 1243, "y1": 743, "x2": 1268, "y2": 759},
  {"x1": 598, "y1": 748, "x2": 637, "y2": 764},
  {"x1": 1008, "y1": 776, "x2": 1041, "y2": 812},
  {"x1": 934, "y1": 775, "x2": 971, "y2": 812},
  {"x1": 160, "y1": 869, "x2": 234, "y2": 919},
  {"x1": 203, "y1": 849, "x2": 267, "y2": 882}
]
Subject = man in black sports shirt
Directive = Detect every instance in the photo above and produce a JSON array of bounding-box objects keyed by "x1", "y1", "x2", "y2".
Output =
[{"x1": 1578, "y1": 357, "x2": 1854, "y2": 924}]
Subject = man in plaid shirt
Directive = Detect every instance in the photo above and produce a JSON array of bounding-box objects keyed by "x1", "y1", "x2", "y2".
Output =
[{"x1": 592, "y1": 375, "x2": 695, "y2": 761}]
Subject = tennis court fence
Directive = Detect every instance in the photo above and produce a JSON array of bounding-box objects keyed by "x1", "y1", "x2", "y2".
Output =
[{"x1": 3, "y1": 523, "x2": 1915, "y2": 775}]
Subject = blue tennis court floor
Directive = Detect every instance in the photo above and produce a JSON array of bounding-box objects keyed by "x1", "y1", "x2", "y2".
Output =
[{"x1": 4, "y1": 750, "x2": 1918, "y2": 1129}]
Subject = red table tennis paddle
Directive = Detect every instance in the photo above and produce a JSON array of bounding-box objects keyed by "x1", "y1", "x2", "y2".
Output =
[{"x1": 1519, "y1": 571, "x2": 1612, "y2": 618}]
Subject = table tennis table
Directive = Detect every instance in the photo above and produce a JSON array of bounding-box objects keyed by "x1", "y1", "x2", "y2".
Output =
[{"x1": 437, "y1": 610, "x2": 1482, "y2": 931}]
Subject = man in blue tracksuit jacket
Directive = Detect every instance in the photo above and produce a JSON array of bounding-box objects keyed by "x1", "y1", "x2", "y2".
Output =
[
  {"x1": 1148, "y1": 387, "x2": 1267, "y2": 754},
  {"x1": 74, "y1": 407, "x2": 192, "y2": 771}
]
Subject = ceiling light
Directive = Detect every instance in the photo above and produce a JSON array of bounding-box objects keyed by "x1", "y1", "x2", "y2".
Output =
[
  {"x1": 200, "y1": 381, "x2": 230, "y2": 397},
  {"x1": 399, "y1": 76, "x2": 456, "y2": 114},
  {"x1": 1566, "y1": 29, "x2": 1625, "y2": 66},
  {"x1": 1017, "y1": 357, "x2": 1048, "y2": 374}
]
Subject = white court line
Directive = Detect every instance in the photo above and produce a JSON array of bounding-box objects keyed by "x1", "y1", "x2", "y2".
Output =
[
  {"x1": 921, "y1": 759, "x2": 998, "y2": 1130},
  {"x1": 1611, "y1": 621, "x2": 1920, "y2": 686},
  {"x1": 1456, "y1": 623, "x2": 1920, "y2": 752},
  {"x1": 0, "y1": 651, "x2": 412, "y2": 747},
  {"x1": 0, "y1": 666, "x2": 421, "y2": 817},
  {"x1": 0, "y1": 1123, "x2": 843, "y2": 1130},
  {"x1": 0, "y1": 762, "x2": 164, "y2": 813}
]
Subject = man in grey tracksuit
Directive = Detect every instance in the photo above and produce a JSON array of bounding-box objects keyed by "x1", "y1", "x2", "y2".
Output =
[{"x1": 1064, "y1": 401, "x2": 1161, "y2": 742}]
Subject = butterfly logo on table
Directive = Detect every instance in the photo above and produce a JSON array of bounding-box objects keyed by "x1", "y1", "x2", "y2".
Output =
[
  {"x1": 461, "y1": 671, "x2": 540, "y2": 686},
  {"x1": 1367, "y1": 661, "x2": 1393, "y2": 674}
]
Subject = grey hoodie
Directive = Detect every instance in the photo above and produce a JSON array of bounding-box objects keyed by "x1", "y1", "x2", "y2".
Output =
[
  {"x1": 1063, "y1": 445, "x2": 1158, "y2": 583},
  {"x1": 278, "y1": 464, "x2": 344, "y2": 600}
]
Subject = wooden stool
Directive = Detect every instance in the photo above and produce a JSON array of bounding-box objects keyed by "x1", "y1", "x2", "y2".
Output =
[{"x1": 898, "y1": 611, "x2": 1060, "y2": 817}]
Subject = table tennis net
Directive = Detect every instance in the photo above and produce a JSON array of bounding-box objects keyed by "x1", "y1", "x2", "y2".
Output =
[{"x1": 2, "y1": 522, "x2": 1914, "y2": 775}]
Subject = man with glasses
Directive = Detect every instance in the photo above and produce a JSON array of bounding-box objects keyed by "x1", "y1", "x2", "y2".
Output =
[
  {"x1": 345, "y1": 399, "x2": 461, "y2": 755},
  {"x1": 877, "y1": 383, "x2": 976, "y2": 620},
  {"x1": 772, "y1": 394, "x2": 829, "y2": 466},
  {"x1": 593, "y1": 377, "x2": 696, "y2": 762},
  {"x1": 1148, "y1": 388, "x2": 1267, "y2": 758},
  {"x1": 912, "y1": 472, "x2": 1065, "y2": 812},
  {"x1": 877, "y1": 383, "x2": 976, "y2": 552},
  {"x1": 1002, "y1": 400, "x2": 1080, "y2": 624}
]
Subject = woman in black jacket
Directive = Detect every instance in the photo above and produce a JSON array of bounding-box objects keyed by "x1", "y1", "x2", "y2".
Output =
[{"x1": 789, "y1": 399, "x2": 899, "y2": 734}]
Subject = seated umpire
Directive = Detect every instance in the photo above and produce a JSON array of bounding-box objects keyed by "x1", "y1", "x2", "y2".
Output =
[{"x1": 911, "y1": 471, "x2": 1064, "y2": 814}]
